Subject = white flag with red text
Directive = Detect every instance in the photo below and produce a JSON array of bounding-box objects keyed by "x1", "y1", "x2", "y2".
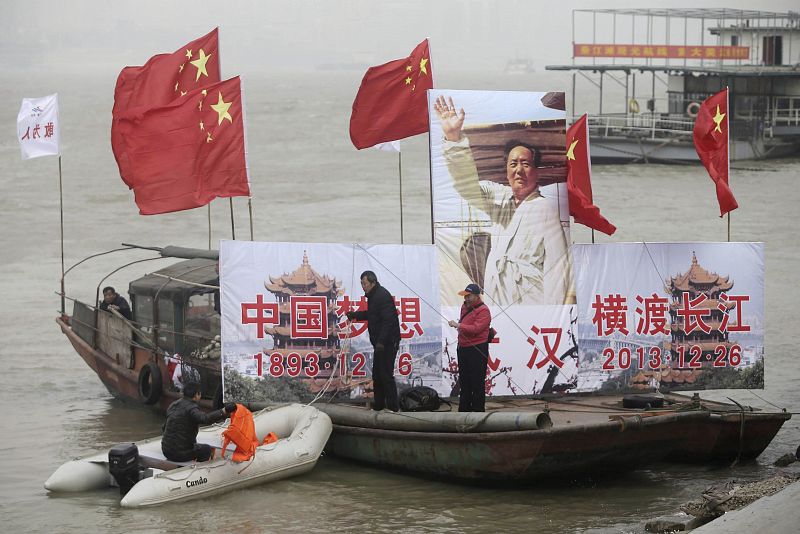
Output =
[{"x1": 17, "y1": 94, "x2": 60, "y2": 160}]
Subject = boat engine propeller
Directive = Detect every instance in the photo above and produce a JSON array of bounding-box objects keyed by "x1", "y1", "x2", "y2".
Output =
[{"x1": 108, "y1": 442, "x2": 144, "y2": 496}]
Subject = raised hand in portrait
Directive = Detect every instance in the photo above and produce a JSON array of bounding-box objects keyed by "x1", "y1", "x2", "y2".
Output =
[{"x1": 433, "y1": 95, "x2": 466, "y2": 142}]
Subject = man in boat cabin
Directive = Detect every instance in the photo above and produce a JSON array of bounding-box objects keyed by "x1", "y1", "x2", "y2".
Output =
[
  {"x1": 434, "y1": 95, "x2": 573, "y2": 308},
  {"x1": 448, "y1": 284, "x2": 492, "y2": 412},
  {"x1": 346, "y1": 271, "x2": 402, "y2": 412},
  {"x1": 99, "y1": 286, "x2": 132, "y2": 320},
  {"x1": 161, "y1": 382, "x2": 236, "y2": 462}
]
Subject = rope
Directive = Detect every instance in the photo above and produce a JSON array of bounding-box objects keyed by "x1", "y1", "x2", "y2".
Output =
[
  {"x1": 745, "y1": 389, "x2": 787, "y2": 411},
  {"x1": 727, "y1": 397, "x2": 747, "y2": 468}
]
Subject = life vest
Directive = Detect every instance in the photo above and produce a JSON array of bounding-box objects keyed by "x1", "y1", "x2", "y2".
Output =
[
  {"x1": 220, "y1": 405, "x2": 280, "y2": 462},
  {"x1": 221, "y1": 404, "x2": 259, "y2": 462}
]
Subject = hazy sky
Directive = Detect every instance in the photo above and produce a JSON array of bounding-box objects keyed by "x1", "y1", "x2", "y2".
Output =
[{"x1": 2, "y1": 0, "x2": 798, "y2": 76}]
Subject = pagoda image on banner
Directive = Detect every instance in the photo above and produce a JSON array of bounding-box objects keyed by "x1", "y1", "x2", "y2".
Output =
[
  {"x1": 663, "y1": 252, "x2": 734, "y2": 388},
  {"x1": 263, "y1": 252, "x2": 342, "y2": 374}
]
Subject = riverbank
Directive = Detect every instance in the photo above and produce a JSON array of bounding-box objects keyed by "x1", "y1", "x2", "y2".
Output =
[{"x1": 690, "y1": 479, "x2": 800, "y2": 533}]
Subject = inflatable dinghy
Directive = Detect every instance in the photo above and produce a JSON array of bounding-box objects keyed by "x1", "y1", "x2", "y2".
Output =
[{"x1": 45, "y1": 403, "x2": 332, "y2": 507}]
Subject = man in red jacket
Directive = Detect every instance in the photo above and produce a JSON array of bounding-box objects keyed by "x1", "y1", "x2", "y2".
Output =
[{"x1": 448, "y1": 284, "x2": 492, "y2": 412}]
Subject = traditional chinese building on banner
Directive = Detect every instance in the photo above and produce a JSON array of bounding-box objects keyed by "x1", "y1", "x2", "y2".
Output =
[
  {"x1": 665, "y1": 253, "x2": 735, "y2": 372},
  {"x1": 220, "y1": 241, "x2": 441, "y2": 404},
  {"x1": 573, "y1": 242, "x2": 762, "y2": 393},
  {"x1": 263, "y1": 252, "x2": 342, "y2": 373}
]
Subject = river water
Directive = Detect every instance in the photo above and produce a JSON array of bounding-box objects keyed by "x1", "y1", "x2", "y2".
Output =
[{"x1": 1, "y1": 71, "x2": 798, "y2": 533}]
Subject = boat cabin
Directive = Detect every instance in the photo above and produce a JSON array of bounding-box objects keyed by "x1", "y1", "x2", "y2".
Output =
[
  {"x1": 128, "y1": 257, "x2": 220, "y2": 359},
  {"x1": 66, "y1": 250, "x2": 222, "y2": 406}
]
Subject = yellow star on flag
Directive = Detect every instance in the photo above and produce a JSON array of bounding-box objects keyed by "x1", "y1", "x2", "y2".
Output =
[
  {"x1": 406, "y1": 65, "x2": 413, "y2": 72},
  {"x1": 185, "y1": 49, "x2": 192, "y2": 60},
  {"x1": 405, "y1": 77, "x2": 412, "y2": 85},
  {"x1": 206, "y1": 132, "x2": 213, "y2": 143},
  {"x1": 190, "y1": 49, "x2": 212, "y2": 82},
  {"x1": 210, "y1": 91, "x2": 233, "y2": 125},
  {"x1": 174, "y1": 82, "x2": 179, "y2": 92},
  {"x1": 180, "y1": 91, "x2": 187, "y2": 96},
  {"x1": 566, "y1": 139, "x2": 579, "y2": 160},
  {"x1": 179, "y1": 63, "x2": 185, "y2": 73},
  {"x1": 713, "y1": 105, "x2": 726, "y2": 134},
  {"x1": 419, "y1": 57, "x2": 428, "y2": 75},
  {"x1": 199, "y1": 121, "x2": 205, "y2": 131}
]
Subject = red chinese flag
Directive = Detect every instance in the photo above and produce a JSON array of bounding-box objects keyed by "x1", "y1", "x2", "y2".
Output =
[
  {"x1": 112, "y1": 28, "x2": 221, "y2": 189},
  {"x1": 692, "y1": 88, "x2": 738, "y2": 216},
  {"x1": 114, "y1": 77, "x2": 250, "y2": 215},
  {"x1": 566, "y1": 114, "x2": 616, "y2": 235},
  {"x1": 349, "y1": 39, "x2": 433, "y2": 149}
]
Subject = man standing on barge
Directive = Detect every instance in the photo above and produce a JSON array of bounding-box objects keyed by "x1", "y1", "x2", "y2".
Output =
[{"x1": 346, "y1": 271, "x2": 402, "y2": 412}]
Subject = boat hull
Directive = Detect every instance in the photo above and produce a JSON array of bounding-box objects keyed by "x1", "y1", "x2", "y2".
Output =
[
  {"x1": 589, "y1": 136, "x2": 800, "y2": 163},
  {"x1": 57, "y1": 317, "x2": 217, "y2": 412},
  {"x1": 320, "y1": 398, "x2": 790, "y2": 482}
]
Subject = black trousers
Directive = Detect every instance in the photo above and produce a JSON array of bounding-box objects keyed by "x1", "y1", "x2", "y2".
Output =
[
  {"x1": 372, "y1": 342, "x2": 399, "y2": 411},
  {"x1": 457, "y1": 343, "x2": 489, "y2": 412},
  {"x1": 163, "y1": 442, "x2": 213, "y2": 463}
]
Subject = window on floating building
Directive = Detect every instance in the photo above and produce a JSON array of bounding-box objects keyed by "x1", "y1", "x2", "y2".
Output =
[{"x1": 762, "y1": 36, "x2": 782, "y2": 65}]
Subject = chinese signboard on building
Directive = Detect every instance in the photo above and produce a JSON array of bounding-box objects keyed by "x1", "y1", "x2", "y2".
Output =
[{"x1": 573, "y1": 44, "x2": 750, "y2": 59}]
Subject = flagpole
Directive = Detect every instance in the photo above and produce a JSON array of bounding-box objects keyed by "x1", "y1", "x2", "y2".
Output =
[
  {"x1": 591, "y1": 228, "x2": 595, "y2": 244},
  {"x1": 58, "y1": 156, "x2": 65, "y2": 315},
  {"x1": 727, "y1": 213, "x2": 731, "y2": 242},
  {"x1": 248, "y1": 197, "x2": 254, "y2": 241},
  {"x1": 229, "y1": 198, "x2": 236, "y2": 240},
  {"x1": 726, "y1": 85, "x2": 731, "y2": 243},
  {"x1": 424, "y1": 44, "x2": 435, "y2": 245},
  {"x1": 208, "y1": 204, "x2": 212, "y2": 249},
  {"x1": 398, "y1": 151, "x2": 404, "y2": 244},
  {"x1": 427, "y1": 132, "x2": 435, "y2": 245}
]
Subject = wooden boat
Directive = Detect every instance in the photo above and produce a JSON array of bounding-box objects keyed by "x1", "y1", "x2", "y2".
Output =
[
  {"x1": 58, "y1": 245, "x2": 225, "y2": 412},
  {"x1": 314, "y1": 393, "x2": 790, "y2": 482},
  {"x1": 44, "y1": 404, "x2": 331, "y2": 507}
]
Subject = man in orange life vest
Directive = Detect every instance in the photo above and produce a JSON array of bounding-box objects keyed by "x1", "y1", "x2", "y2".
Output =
[
  {"x1": 448, "y1": 283, "x2": 492, "y2": 412},
  {"x1": 161, "y1": 382, "x2": 236, "y2": 462}
]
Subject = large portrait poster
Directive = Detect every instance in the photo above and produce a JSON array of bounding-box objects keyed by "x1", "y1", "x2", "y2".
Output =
[
  {"x1": 220, "y1": 240, "x2": 441, "y2": 404},
  {"x1": 428, "y1": 89, "x2": 578, "y2": 396},
  {"x1": 573, "y1": 243, "x2": 765, "y2": 392}
]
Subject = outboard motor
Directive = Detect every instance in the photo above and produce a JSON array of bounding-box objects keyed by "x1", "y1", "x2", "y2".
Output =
[{"x1": 108, "y1": 442, "x2": 141, "y2": 496}]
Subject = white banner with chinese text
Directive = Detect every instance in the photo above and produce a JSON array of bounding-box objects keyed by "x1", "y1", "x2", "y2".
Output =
[
  {"x1": 220, "y1": 240, "x2": 441, "y2": 404},
  {"x1": 17, "y1": 93, "x2": 60, "y2": 160},
  {"x1": 573, "y1": 242, "x2": 764, "y2": 392}
]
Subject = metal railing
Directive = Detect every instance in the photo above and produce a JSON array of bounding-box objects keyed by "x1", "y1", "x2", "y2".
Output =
[{"x1": 581, "y1": 114, "x2": 695, "y2": 141}]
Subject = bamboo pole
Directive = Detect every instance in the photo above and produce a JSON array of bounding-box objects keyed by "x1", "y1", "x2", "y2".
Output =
[
  {"x1": 248, "y1": 197, "x2": 254, "y2": 241},
  {"x1": 229, "y1": 198, "x2": 236, "y2": 240},
  {"x1": 398, "y1": 151, "x2": 404, "y2": 244},
  {"x1": 58, "y1": 156, "x2": 65, "y2": 315}
]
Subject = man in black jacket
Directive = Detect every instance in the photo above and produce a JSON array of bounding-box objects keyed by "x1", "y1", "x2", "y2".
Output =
[
  {"x1": 161, "y1": 382, "x2": 236, "y2": 462},
  {"x1": 99, "y1": 286, "x2": 132, "y2": 320},
  {"x1": 347, "y1": 271, "x2": 401, "y2": 412}
]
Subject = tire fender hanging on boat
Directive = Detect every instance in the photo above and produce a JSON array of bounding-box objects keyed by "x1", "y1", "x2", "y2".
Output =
[
  {"x1": 137, "y1": 362, "x2": 162, "y2": 405},
  {"x1": 686, "y1": 101, "x2": 701, "y2": 118},
  {"x1": 628, "y1": 99, "x2": 640, "y2": 114}
]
